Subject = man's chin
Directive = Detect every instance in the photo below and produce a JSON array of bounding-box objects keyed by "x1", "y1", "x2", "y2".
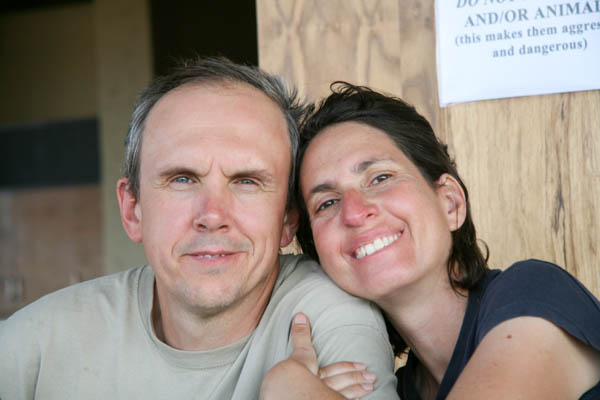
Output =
[{"x1": 177, "y1": 284, "x2": 241, "y2": 318}]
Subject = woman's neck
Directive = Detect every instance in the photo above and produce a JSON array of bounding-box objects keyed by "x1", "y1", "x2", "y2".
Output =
[{"x1": 380, "y1": 269, "x2": 469, "y2": 387}]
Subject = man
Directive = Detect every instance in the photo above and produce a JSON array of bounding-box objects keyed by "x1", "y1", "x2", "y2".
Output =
[{"x1": 0, "y1": 57, "x2": 398, "y2": 399}]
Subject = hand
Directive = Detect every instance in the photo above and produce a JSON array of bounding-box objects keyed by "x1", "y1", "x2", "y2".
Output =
[
  {"x1": 260, "y1": 313, "x2": 376, "y2": 400},
  {"x1": 319, "y1": 361, "x2": 376, "y2": 399},
  {"x1": 288, "y1": 312, "x2": 319, "y2": 374},
  {"x1": 291, "y1": 313, "x2": 377, "y2": 399}
]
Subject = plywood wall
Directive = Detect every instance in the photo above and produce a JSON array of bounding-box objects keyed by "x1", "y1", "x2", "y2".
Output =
[{"x1": 257, "y1": 0, "x2": 599, "y2": 297}]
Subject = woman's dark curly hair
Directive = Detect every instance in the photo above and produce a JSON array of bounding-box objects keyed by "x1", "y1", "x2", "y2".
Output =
[{"x1": 295, "y1": 82, "x2": 489, "y2": 355}]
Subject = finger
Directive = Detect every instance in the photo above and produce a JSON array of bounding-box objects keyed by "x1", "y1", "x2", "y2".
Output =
[
  {"x1": 337, "y1": 383, "x2": 375, "y2": 399},
  {"x1": 321, "y1": 369, "x2": 376, "y2": 392},
  {"x1": 319, "y1": 361, "x2": 366, "y2": 379},
  {"x1": 289, "y1": 313, "x2": 319, "y2": 374}
]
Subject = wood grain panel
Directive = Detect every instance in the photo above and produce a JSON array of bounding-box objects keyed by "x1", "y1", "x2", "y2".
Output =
[
  {"x1": 258, "y1": 0, "x2": 600, "y2": 297},
  {"x1": 442, "y1": 92, "x2": 600, "y2": 296},
  {"x1": 257, "y1": 0, "x2": 439, "y2": 125}
]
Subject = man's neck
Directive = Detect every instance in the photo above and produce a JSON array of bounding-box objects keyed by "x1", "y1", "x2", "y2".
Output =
[{"x1": 151, "y1": 268, "x2": 279, "y2": 351}]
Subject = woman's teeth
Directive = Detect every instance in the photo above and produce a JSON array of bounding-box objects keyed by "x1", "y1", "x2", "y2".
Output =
[{"x1": 355, "y1": 233, "x2": 400, "y2": 259}]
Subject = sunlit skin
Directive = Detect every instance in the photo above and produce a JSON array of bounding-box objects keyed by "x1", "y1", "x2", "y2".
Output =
[
  {"x1": 300, "y1": 122, "x2": 463, "y2": 309},
  {"x1": 117, "y1": 83, "x2": 297, "y2": 350}
]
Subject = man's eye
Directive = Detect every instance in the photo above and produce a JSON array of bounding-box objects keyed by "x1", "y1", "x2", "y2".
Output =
[
  {"x1": 168, "y1": 175, "x2": 195, "y2": 189},
  {"x1": 371, "y1": 174, "x2": 391, "y2": 185},
  {"x1": 174, "y1": 176, "x2": 192, "y2": 184},
  {"x1": 234, "y1": 178, "x2": 261, "y2": 191},
  {"x1": 316, "y1": 199, "x2": 338, "y2": 212}
]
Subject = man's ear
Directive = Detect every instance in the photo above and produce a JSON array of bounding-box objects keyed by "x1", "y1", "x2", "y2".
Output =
[
  {"x1": 116, "y1": 177, "x2": 143, "y2": 243},
  {"x1": 436, "y1": 174, "x2": 467, "y2": 232},
  {"x1": 280, "y1": 208, "x2": 299, "y2": 248}
]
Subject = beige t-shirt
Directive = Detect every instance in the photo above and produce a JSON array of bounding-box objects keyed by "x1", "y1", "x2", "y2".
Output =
[{"x1": 0, "y1": 254, "x2": 398, "y2": 399}]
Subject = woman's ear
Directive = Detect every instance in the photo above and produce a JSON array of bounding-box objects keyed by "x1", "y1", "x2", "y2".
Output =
[{"x1": 436, "y1": 174, "x2": 467, "y2": 232}]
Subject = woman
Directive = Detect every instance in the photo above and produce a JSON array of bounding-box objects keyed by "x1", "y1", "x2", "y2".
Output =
[{"x1": 261, "y1": 83, "x2": 600, "y2": 399}]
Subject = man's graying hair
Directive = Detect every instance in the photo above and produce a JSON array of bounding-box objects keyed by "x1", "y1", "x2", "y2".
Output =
[{"x1": 123, "y1": 56, "x2": 309, "y2": 209}]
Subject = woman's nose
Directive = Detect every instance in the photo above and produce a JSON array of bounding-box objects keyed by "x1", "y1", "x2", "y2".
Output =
[{"x1": 341, "y1": 190, "x2": 378, "y2": 227}]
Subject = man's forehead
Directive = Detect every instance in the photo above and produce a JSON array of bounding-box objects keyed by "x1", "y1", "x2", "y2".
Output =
[
  {"x1": 152, "y1": 80, "x2": 278, "y2": 113},
  {"x1": 146, "y1": 81, "x2": 289, "y2": 140},
  {"x1": 140, "y1": 81, "x2": 292, "y2": 175}
]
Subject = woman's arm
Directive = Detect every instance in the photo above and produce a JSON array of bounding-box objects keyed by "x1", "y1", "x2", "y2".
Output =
[
  {"x1": 260, "y1": 313, "x2": 377, "y2": 400},
  {"x1": 448, "y1": 316, "x2": 600, "y2": 399}
]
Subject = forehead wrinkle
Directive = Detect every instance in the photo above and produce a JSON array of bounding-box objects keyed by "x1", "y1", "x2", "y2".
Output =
[{"x1": 154, "y1": 156, "x2": 214, "y2": 176}]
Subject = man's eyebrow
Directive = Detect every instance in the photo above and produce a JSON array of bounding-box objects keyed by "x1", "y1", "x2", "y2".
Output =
[
  {"x1": 155, "y1": 166, "x2": 276, "y2": 181},
  {"x1": 229, "y1": 168, "x2": 276, "y2": 184},
  {"x1": 156, "y1": 166, "x2": 199, "y2": 179}
]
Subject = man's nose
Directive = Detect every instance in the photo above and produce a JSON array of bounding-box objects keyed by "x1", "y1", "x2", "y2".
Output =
[
  {"x1": 192, "y1": 189, "x2": 231, "y2": 232},
  {"x1": 341, "y1": 189, "x2": 378, "y2": 227}
]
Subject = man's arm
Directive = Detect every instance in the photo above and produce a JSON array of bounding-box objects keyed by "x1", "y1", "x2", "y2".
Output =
[
  {"x1": 306, "y1": 301, "x2": 399, "y2": 399},
  {"x1": 260, "y1": 313, "x2": 375, "y2": 400},
  {"x1": 0, "y1": 315, "x2": 40, "y2": 399},
  {"x1": 265, "y1": 257, "x2": 399, "y2": 399}
]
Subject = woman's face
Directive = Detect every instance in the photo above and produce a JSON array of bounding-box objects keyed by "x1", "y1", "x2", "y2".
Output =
[{"x1": 300, "y1": 122, "x2": 462, "y2": 302}]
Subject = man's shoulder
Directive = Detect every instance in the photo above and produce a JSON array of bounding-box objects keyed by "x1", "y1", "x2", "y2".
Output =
[
  {"x1": 276, "y1": 253, "x2": 352, "y2": 300},
  {"x1": 3, "y1": 266, "x2": 148, "y2": 330},
  {"x1": 274, "y1": 254, "x2": 385, "y2": 329}
]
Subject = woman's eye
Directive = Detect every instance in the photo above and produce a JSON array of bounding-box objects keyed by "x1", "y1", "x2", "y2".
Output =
[
  {"x1": 371, "y1": 174, "x2": 391, "y2": 185},
  {"x1": 316, "y1": 199, "x2": 338, "y2": 212}
]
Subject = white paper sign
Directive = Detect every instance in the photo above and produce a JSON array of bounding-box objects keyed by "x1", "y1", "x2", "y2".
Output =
[{"x1": 435, "y1": 0, "x2": 600, "y2": 106}]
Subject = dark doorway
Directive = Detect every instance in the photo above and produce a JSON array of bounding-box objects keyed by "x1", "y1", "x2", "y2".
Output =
[{"x1": 150, "y1": 0, "x2": 258, "y2": 76}]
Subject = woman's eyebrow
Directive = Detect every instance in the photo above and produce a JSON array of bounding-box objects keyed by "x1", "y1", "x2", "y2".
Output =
[
  {"x1": 353, "y1": 158, "x2": 388, "y2": 174},
  {"x1": 308, "y1": 182, "x2": 335, "y2": 197},
  {"x1": 307, "y1": 158, "x2": 392, "y2": 197}
]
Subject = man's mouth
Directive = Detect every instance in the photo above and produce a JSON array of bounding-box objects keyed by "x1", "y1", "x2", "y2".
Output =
[
  {"x1": 195, "y1": 253, "x2": 230, "y2": 259},
  {"x1": 354, "y1": 233, "x2": 400, "y2": 259}
]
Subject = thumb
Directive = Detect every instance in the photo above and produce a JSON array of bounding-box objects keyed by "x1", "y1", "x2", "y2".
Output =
[{"x1": 289, "y1": 313, "x2": 319, "y2": 375}]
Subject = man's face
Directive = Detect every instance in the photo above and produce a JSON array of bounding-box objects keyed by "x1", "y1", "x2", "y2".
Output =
[{"x1": 122, "y1": 83, "x2": 296, "y2": 316}]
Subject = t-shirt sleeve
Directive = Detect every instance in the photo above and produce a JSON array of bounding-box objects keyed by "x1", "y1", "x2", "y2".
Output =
[
  {"x1": 0, "y1": 306, "x2": 43, "y2": 399},
  {"x1": 475, "y1": 259, "x2": 600, "y2": 350},
  {"x1": 303, "y1": 295, "x2": 400, "y2": 400}
]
